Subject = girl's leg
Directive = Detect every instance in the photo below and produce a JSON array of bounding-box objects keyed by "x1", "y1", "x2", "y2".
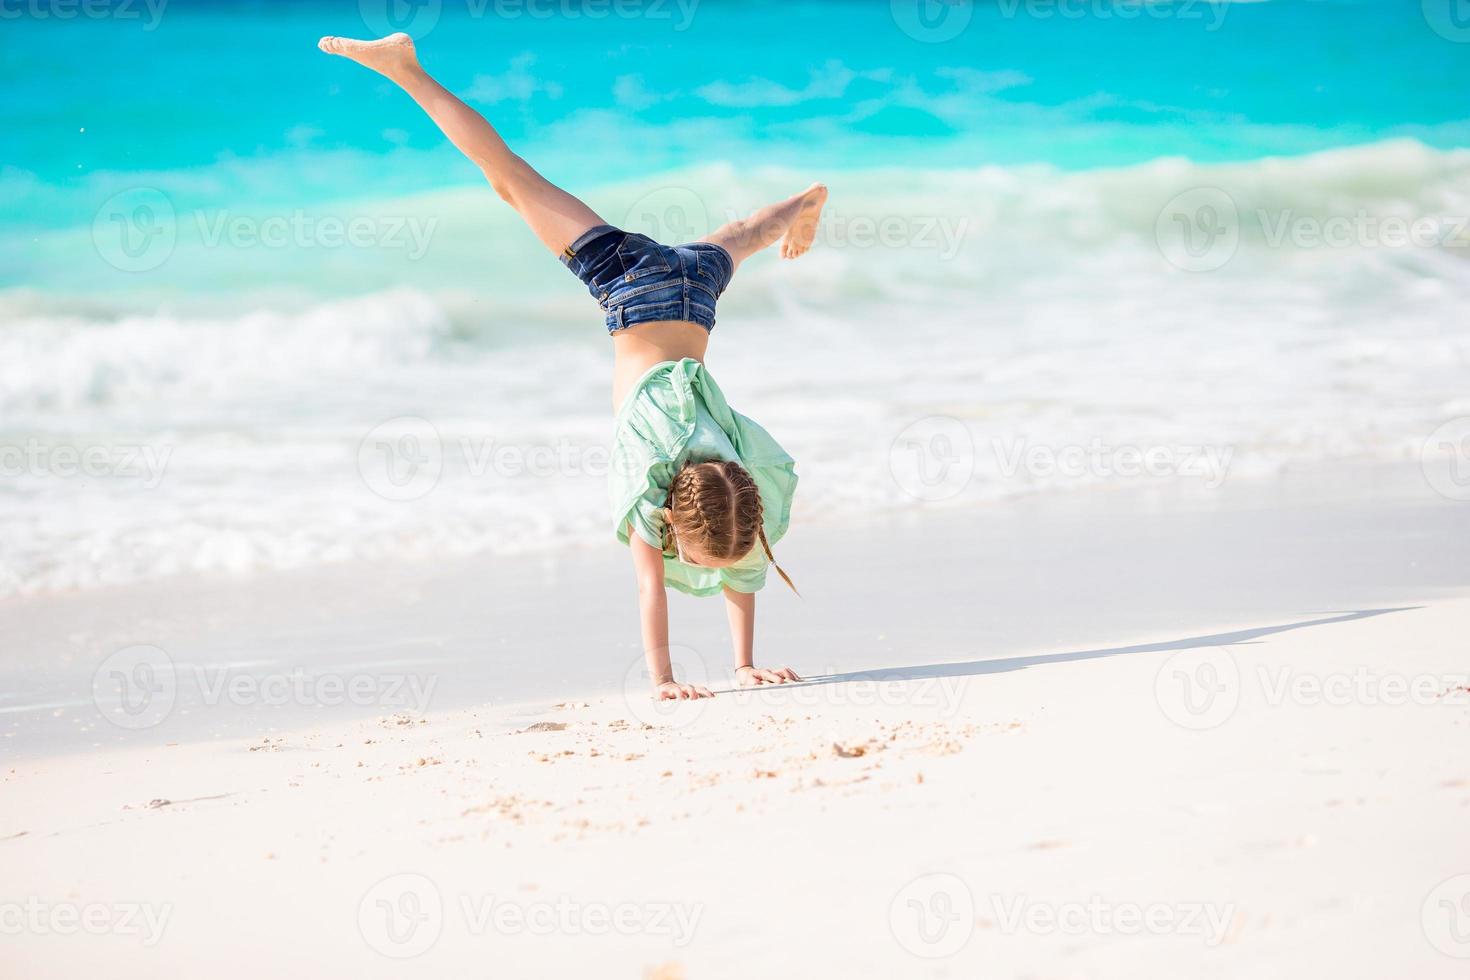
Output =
[
  {"x1": 318, "y1": 33, "x2": 605, "y2": 256},
  {"x1": 702, "y1": 182, "x2": 828, "y2": 267}
]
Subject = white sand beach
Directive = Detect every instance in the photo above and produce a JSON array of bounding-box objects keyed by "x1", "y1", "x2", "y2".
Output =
[
  {"x1": 4, "y1": 466, "x2": 1469, "y2": 978},
  {"x1": 7, "y1": 3, "x2": 1470, "y2": 975}
]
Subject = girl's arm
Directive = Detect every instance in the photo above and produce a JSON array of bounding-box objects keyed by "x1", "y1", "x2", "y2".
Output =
[
  {"x1": 723, "y1": 586, "x2": 802, "y2": 687},
  {"x1": 629, "y1": 531, "x2": 712, "y2": 700}
]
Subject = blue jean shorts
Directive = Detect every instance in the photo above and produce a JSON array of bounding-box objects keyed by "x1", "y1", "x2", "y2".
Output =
[{"x1": 560, "y1": 225, "x2": 735, "y2": 334}]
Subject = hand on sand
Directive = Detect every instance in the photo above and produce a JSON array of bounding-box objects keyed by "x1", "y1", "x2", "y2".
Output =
[
  {"x1": 655, "y1": 681, "x2": 714, "y2": 700},
  {"x1": 735, "y1": 665, "x2": 802, "y2": 687}
]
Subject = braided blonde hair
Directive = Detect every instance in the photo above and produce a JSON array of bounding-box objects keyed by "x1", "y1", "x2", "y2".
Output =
[{"x1": 663, "y1": 459, "x2": 797, "y2": 594}]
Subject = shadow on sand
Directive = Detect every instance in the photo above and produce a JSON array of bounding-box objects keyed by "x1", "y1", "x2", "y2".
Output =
[{"x1": 789, "y1": 607, "x2": 1417, "y2": 690}]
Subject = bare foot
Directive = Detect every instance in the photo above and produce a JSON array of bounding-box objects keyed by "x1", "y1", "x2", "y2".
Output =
[
  {"x1": 780, "y1": 182, "x2": 828, "y2": 260},
  {"x1": 317, "y1": 33, "x2": 420, "y2": 80}
]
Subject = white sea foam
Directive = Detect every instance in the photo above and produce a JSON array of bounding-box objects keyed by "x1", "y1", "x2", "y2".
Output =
[{"x1": 3, "y1": 141, "x2": 1467, "y2": 597}]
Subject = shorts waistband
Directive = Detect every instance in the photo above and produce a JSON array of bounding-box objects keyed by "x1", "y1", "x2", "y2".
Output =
[{"x1": 561, "y1": 224, "x2": 622, "y2": 262}]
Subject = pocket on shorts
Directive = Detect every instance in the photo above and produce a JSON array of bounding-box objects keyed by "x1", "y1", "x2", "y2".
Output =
[
  {"x1": 570, "y1": 230, "x2": 630, "y2": 300},
  {"x1": 692, "y1": 244, "x2": 734, "y2": 297},
  {"x1": 616, "y1": 234, "x2": 674, "y2": 283}
]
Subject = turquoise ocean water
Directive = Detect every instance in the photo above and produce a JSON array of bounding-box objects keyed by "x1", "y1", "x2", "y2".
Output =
[{"x1": 2, "y1": 0, "x2": 1468, "y2": 595}]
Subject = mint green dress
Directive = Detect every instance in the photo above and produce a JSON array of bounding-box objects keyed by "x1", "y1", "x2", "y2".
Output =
[{"x1": 610, "y1": 358, "x2": 798, "y2": 597}]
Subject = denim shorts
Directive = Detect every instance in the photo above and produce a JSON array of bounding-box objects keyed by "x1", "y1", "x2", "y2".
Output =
[{"x1": 560, "y1": 225, "x2": 735, "y2": 334}]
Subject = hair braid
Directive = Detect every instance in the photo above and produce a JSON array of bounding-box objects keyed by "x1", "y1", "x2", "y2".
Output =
[
  {"x1": 756, "y1": 522, "x2": 798, "y2": 597},
  {"x1": 663, "y1": 459, "x2": 798, "y2": 595}
]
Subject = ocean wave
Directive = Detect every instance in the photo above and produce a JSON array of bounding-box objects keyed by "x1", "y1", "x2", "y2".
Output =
[
  {"x1": 3, "y1": 140, "x2": 1468, "y2": 597},
  {"x1": 0, "y1": 289, "x2": 452, "y2": 418}
]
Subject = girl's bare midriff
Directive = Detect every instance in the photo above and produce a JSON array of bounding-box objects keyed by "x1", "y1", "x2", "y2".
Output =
[{"x1": 611, "y1": 319, "x2": 711, "y2": 411}]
